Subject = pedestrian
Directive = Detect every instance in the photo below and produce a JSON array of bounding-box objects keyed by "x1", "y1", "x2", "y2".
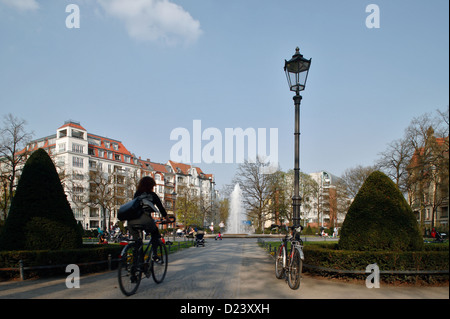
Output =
[{"x1": 333, "y1": 227, "x2": 338, "y2": 238}]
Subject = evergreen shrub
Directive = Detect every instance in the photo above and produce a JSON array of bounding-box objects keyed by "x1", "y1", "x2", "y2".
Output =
[
  {"x1": 339, "y1": 171, "x2": 423, "y2": 251},
  {"x1": 0, "y1": 148, "x2": 82, "y2": 251}
]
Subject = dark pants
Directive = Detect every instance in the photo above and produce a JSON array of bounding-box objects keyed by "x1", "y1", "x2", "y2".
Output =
[{"x1": 127, "y1": 212, "x2": 161, "y2": 253}]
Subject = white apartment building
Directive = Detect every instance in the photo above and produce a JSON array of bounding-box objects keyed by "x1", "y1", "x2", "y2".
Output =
[
  {"x1": 303, "y1": 171, "x2": 343, "y2": 228},
  {"x1": 4, "y1": 121, "x2": 216, "y2": 230}
]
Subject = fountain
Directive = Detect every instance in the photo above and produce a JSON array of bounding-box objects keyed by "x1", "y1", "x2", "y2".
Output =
[{"x1": 225, "y1": 183, "x2": 248, "y2": 234}]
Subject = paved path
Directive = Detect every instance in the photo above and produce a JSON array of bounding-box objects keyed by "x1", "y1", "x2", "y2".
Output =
[{"x1": 0, "y1": 238, "x2": 448, "y2": 299}]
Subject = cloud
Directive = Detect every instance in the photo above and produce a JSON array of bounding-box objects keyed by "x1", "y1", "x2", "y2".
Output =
[
  {"x1": 0, "y1": 0, "x2": 39, "y2": 11},
  {"x1": 97, "y1": 0, "x2": 202, "y2": 46}
]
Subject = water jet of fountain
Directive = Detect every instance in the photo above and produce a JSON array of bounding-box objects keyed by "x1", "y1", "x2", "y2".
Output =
[{"x1": 226, "y1": 183, "x2": 247, "y2": 234}]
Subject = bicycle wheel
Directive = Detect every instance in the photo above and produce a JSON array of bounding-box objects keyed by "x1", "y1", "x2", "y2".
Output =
[
  {"x1": 275, "y1": 245, "x2": 285, "y2": 279},
  {"x1": 118, "y1": 244, "x2": 142, "y2": 296},
  {"x1": 287, "y1": 249, "x2": 302, "y2": 290},
  {"x1": 151, "y1": 240, "x2": 168, "y2": 284}
]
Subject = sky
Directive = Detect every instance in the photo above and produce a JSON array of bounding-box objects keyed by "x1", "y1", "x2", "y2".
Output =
[{"x1": 0, "y1": 0, "x2": 448, "y2": 191}]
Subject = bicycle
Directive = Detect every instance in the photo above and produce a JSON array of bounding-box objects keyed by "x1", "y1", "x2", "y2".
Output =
[
  {"x1": 273, "y1": 224, "x2": 304, "y2": 290},
  {"x1": 118, "y1": 216, "x2": 176, "y2": 296}
]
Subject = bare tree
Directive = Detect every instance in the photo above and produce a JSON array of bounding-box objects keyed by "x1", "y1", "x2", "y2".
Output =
[
  {"x1": 232, "y1": 157, "x2": 275, "y2": 232},
  {"x1": 88, "y1": 165, "x2": 117, "y2": 231},
  {"x1": 338, "y1": 165, "x2": 378, "y2": 199},
  {"x1": 0, "y1": 114, "x2": 33, "y2": 219},
  {"x1": 376, "y1": 137, "x2": 413, "y2": 193}
]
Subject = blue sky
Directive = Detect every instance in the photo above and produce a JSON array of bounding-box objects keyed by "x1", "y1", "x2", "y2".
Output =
[{"x1": 1, "y1": 0, "x2": 448, "y2": 190}]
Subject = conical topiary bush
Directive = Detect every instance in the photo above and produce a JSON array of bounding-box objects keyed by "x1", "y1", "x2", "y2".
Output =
[
  {"x1": 0, "y1": 148, "x2": 82, "y2": 251},
  {"x1": 339, "y1": 171, "x2": 423, "y2": 251}
]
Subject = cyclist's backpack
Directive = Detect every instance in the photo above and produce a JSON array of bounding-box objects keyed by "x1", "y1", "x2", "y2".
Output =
[
  {"x1": 118, "y1": 197, "x2": 142, "y2": 221},
  {"x1": 118, "y1": 193, "x2": 158, "y2": 221}
]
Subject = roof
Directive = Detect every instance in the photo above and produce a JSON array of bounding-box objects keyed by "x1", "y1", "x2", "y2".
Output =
[
  {"x1": 57, "y1": 121, "x2": 86, "y2": 131},
  {"x1": 167, "y1": 160, "x2": 192, "y2": 175},
  {"x1": 137, "y1": 158, "x2": 172, "y2": 174},
  {"x1": 167, "y1": 160, "x2": 214, "y2": 180}
]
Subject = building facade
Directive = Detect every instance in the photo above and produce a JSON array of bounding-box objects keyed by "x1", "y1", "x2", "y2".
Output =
[
  {"x1": 407, "y1": 136, "x2": 449, "y2": 230},
  {"x1": 302, "y1": 171, "x2": 345, "y2": 228},
  {"x1": 3, "y1": 121, "x2": 216, "y2": 231}
]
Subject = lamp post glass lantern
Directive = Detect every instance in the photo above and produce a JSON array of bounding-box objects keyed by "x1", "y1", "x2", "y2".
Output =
[
  {"x1": 284, "y1": 47, "x2": 311, "y2": 227},
  {"x1": 284, "y1": 47, "x2": 311, "y2": 93}
]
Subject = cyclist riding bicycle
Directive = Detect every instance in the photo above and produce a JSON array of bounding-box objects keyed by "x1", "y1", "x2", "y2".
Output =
[{"x1": 127, "y1": 176, "x2": 171, "y2": 257}]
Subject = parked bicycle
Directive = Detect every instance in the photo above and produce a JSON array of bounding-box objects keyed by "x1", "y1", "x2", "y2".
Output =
[
  {"x1": 118, "y1": 216, "x2": 176, "y2": 296},
  {"x1": 273, "y1": 224, "x2": 304, "y2": 290}
]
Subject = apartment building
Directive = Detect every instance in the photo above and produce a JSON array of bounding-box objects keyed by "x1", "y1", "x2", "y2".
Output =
[
  {"x1": 3, "y1": 121, "x2": 216, "y2": 230},
  {"x1": 407, "y1": 136, "x2": 449, "y2": 229},
  {"x1": 302, "y1": 171, "x2": 344, "y2": 228}
]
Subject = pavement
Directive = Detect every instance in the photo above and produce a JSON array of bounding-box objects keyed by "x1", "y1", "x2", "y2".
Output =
[{"x1": 0, "y1": 238, "x2": 448, "y2": 300}]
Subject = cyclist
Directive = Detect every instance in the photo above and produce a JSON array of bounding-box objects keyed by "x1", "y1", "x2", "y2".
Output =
[{"x1": 127, "y1": 176, "x2": 171, "y2": 258}]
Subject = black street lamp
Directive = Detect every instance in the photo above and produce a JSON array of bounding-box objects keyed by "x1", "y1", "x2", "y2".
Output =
[{"x1": 284, "y1": 47, "x2": 311, "y2": 227}]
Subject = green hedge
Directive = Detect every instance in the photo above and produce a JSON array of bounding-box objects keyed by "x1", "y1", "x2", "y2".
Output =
[
  {"x1": 0, "y1": 149, "x2": 82, "y2": 251},
  {"x1": 0, "y1": 241, "x2": 197, "y2": 281},
  {"x1": 339, "y1": 171, "x2": 423, "y2": 252},
  {"x1": 0, "y1": 245, "x2": 123, "y2": 281},
  {"x1": 260, "y1": 240, "x2": 449, "y2": 285},
  {"x1": 303, "y1": 243, "x2": 449, "y2": 284}
]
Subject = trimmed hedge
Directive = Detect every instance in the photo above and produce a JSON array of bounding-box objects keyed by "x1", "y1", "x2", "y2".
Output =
[
  {"x1": 0, "y1": 149, "x2": 82, "y2": 251},
  {"x1": 260, "y1": 240, "x2": 449, "y2": 284},
  {"x1": 0, "y1": 241, "x2": 197, "y2": 281},
  {"x1": 303, "y1": 243, "x2": 449, "y2": 284},
  {"x1": 0, "y1": 245, "x2": 123, "y2": 281},
  {"x1": 339, "y1": 171, "x2": 423, "y2": 251}
]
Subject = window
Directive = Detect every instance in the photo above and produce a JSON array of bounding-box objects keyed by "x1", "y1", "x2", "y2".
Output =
[
  {"x1": 59, "y1": 129, "x2": 67, "y2": 138},
  {"x1": 89, "y1": 160, "x2": 97, "y2": 169},
  {"x1": 107, "y1": 152, "x2": 113, "y2": 160},
  {"x1": 72, "y1": 186, "x2": 84, "y2": 202},
  {"x1": 73, "y1": 156, "x2": 84, "y2": 168},
  {"x1": 440, "y1": 207, "x2": 448, "y2": 219},
  {"x1": 73, "y1": 173, "x2": 84, "y2": 180},
  {"x1": 98, "y1": 149, "x2": 105, "y2": 158},
  {"x1": 112, "y1": 143, "x2": 119, "y2": 150},
  {"x1": 88, "y1": 148, "x2": 95, "y2": 156},
  {"x1": 104, "y1": 141, "x2": 110, "y2": 149},
  {"x1": 88, "y1": 138, "x2": 101, "y2": 146},
  {"x1": 72, "y1": 143, "x2": 84, "y2": 153},
  {"x1": 89, "y1": 208, "x2": 99, "y2": 218},
  {"x1": 59, "y1": 143, "x2": 66, "y2": 152},
  {"x1": 72, "y1": 129, "x2": 85, "y2": 140},
  {"x1": 73, "y1": 209, "x2": 84, "y2": 219},
  {"x1": 115, "y1": 154, "x2": 121, "y2": 161},
  {"x1": 56, "y1": 156, "x2": 65, "y2": 166}
]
